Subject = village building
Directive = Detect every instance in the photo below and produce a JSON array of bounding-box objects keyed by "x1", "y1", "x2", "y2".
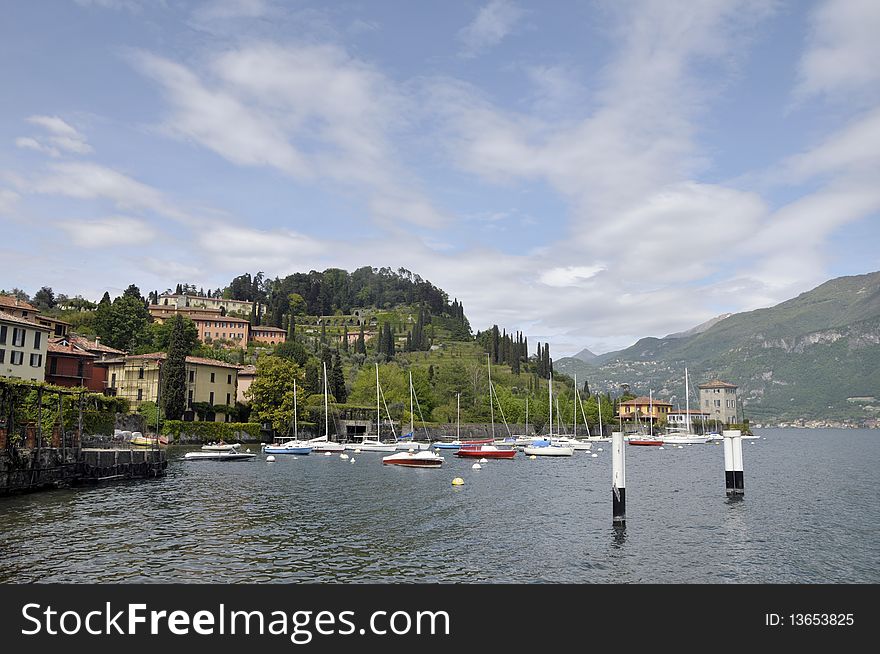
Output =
[
  {"x1": 617, "y1": 396, "x2": 672, "y2": 423},
  {"x1": 237, "y1": 364, "x2": 256, "y2": 403},
  {"x1": 0, "y1": 310, "x2": 51, "y2": 382},
  {"x1": 102, "y1": 353, "x2": 239, "y2": 422},
  {"x1": 149, "y1": 306, "x2": 250, "y2": 349},
  {"x1": 251, "y1": 326, "x2": 287, "y2": 346},
  {"x1": 45, "y1": 337, "x2": 106, "y2": 392},
  {"x1": 667, "y1": 408, "x2": 712, "y2": 428},
  {"x1": 156, "y1": 292, "x2": 263, "y2": 317},
  {"x1": 698, "y1": 380, "x2": 739, "y2": 424}
]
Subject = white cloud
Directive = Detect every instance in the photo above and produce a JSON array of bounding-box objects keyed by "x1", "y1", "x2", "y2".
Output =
[
  {"x1": 30, "y1": 161, "x2": 194, "y2": 224},
  {"x1": 458, "y1": 0, "x2": 524, "y2": 58},
  {"x1": 796, "y1": 0, "x2": 880, "y2": 102},
  {"x1": 196, "y1": 225, "x2": 326, "y2": 271},
  {"x1": 193, "y1": 0, "x2": 270, "y2": 21},
  {"x1": 15, "y1": 137, "x2": 61, "y2": 158},
  {"x1": 56, "y1": 216, "x2": 157, "y2": 247},
  {"x1": 133, "y1": 43, "x2": 448, "y2": 227},
  {"x1": 20, "y1": 115, "x2": 93, "y2": 156},
  {"x1": 540, "y1": 265, "x2": 605, "y2": 288}
]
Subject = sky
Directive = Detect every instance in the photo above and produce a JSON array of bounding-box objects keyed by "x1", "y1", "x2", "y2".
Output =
[{"x1": 1, "y1": 0, "x2": 879, "y2": 357}]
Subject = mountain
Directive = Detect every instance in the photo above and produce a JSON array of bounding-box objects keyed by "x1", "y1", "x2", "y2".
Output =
[
  {"x1": 572, "y1": 347, "x2": 598, "y2": 363},
  {"x1": 555, "y1": 271, "x2": 880, "y2": 425},
  {"x1": 665, "y1": 313, "x2": 732, "y2": 339}
]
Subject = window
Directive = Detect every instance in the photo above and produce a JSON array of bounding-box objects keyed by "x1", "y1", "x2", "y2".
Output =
[
  {"x1": 226, "y1": 393, "x2": 230, "y2": 405},
  {"x1": 34, "y1": 331, "x2": 42, "y2": 349},
  {"x1": 715, "y1": 400, "x2": 721, "y2": 407},
  {"x1": 11, "y1": 351, "x2": 24, "y2": 366},
  {"x1": 137, "y1": 389, "x2": 143, "y2": 401},
  {"x1": 138, "y1": 367, "x2": 145, "y2": 379},
  {"x1": 209, "y1": 391, "x2": 214, "y2": 405},
  {"x1": 12, "y1": 328, "x2": 25, "y2": 347},
  {"x1": 227, "y1": 374, "x2": 232, "y2": 384},
  {"x1": 0, "y1": 349, "x2": 4, "y2": 363},
  {"x1": 0, "y1": 325, "x2": 6, "y2": 344},
  {"x1": 205, "y1": 332, "x2": 211, "y2": 338},
  {"x1": 50, "y1": 357, "x2": 57, "y2": 374},
  {"x1": 188, "y1": 370, "x2": 195, "y2": 383},
  {"x1": 187, "y1": 390, "x2": 193, "y2": 407},
  {"x1": 210, "y1": 372, "x2": 215, "y2": 383},
  {"x1": 111, "y1": 373, "x2": 117, "y2": 388}
]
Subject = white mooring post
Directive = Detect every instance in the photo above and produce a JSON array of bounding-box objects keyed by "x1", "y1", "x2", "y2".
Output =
[
  {"x1": 612, "y1": 431, "x2": 626, "y2": 524},
  {"x1": 723, "y1": 429, "x2": 744, "y2": 496}
]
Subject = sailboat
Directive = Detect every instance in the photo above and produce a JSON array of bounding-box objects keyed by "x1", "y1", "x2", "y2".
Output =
[
  {"x1": 456, "y1": 356, "x2": 516, "y2": 459},
  {"x1": 553, "y1": 374, "x2": 592, "y2": 451},
  {"x1": 432, "y1": 392, "x2": 470, "y2": 450},
  {"x1": 308, "y1": 362, "x2": 346, "y2": 453},
  {"x1": 264, "y1": 377, "x2": 313, "y2": 455},
  {"x1": 348, "y1": 363, "x2": 397, "y2": 452},
  {"x1": 627, "y1": 389, "x2": 664, "y2": 446},
  {"x1": 524, "y1": 373, "x2": 574, "y2": 457},
  {"x1": 661, "y1": 367, "x2": 708, "y2": 445},
  {"x1": 383, "y1": 371, "x2": 444, "y2": 467},
  {"x1": 394, "y1": 371, "x2": 431, "y2": 450}
]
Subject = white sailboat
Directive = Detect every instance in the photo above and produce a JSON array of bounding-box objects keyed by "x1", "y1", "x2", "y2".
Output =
[
  {"x1": 348, "y1": 363, "x2": 397, "y2": 452},
  {"x1": 265, "y1": 377, "x2": 313, "y2": 455},
  {"x1": 395, "y1": 371, "x2": 431, "y2": 450},
  {"x1": 308, "y1": 362, "x2": 345, "y2": 453},
  {"x1": 662, "y1": 367, "x2": 708, "y2": 445},
  {"x1": 524, "y1": 373, "x2": 574, "y2": 456}
]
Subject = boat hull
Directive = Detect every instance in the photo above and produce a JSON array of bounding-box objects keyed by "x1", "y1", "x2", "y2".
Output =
[
  {"x1": 628, "y1": 439, "x2": 664, "y2": 446},
  {"x1": 183, "y1": 452, "x2": 256, "y2": 461},
  {"x1": 523, "y1": 445, "x2": 574, "y2": 456},
  {"x1": 264, "y1": 446, "x2": 312, "y2": 455},
  {"x1": 455, "y1": 447, "x2": 515, "y2": 459},
  {"x1": 382, "y1": 451, "x2": 444, "y2": 467}
]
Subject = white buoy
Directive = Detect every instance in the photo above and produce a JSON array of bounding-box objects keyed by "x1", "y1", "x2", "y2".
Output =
[
  {"x1": 597, "y1": 448, "x2": 603, "y2": 452},
  {"x1": 479, "y1": 458, "x2": 488, "y2": 463},
  {"x1": 354, "y1": 448, "x2": 361, "y2": 453},
  {"x1": 266, "y1": 455, "x2": 276, "y2": 462},
  {"x1": 340, "y1": 453, "x2": 349, "y2": 459},
  {"x1": 591, "y1": 453, "x2": 598, "y2": 458},
  {"x1": 324, "y1": 452, "x2": 332, "y2": 456},
  {"x1": 246, "y1": 448, "x2": 251, "y2": 453},
  {"x1": 350, "y1": 458, "x2": 355, "y2": 464},
  {"x1": 529, "y1": 455, "x2": 537, "y2": 460},
  {"x1": 658, "y1": 446, "x2": 664, "y2": 450},
  {"x1": 472, "y1": 463, "x2": 482, "y2": 470}
]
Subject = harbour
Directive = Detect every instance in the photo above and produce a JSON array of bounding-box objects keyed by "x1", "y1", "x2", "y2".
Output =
[{"x1": 0, "y1": 428, "x2": 876, "y2": 584}]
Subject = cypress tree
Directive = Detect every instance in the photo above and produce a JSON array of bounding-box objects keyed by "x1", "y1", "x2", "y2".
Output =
[
  {"x1": 342, "y1": 325, "x2": 349, "y2": 353},
  {"x1": 331, "y1": 350, "x2": 347, "y2": 403},
  {"x1": 356, "y1": 325, "x2": 366, "y2": 354},
  {"x1": 160, "y1": 315, "x2": 188, "y2": 420}
]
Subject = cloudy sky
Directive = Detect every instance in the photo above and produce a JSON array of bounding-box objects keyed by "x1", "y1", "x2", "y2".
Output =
[{"x1": 1, "y1": 0, "x2": 879, "y2": 356}]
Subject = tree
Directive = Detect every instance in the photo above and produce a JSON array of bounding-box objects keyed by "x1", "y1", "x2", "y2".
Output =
[
  {"x1": 33, "y1": 286, "x2": 56, "y2": 310},
  {"x1": 0, "y1": 288, "x2": 30, "y2": 302},
  {"x1": 151, "y1": 315, "x2": 199, "y2": 354},
  {"x1": 246, "y1": 355, "x2": 303, "y2": 432},
  {"x1": 160, "y1": 315, "x2": 189, "y2": 421},
  {"x1": 330, "y1": 350, "x2": 347, "y2": 403},
  {"x1": 275, "y1": 339, "x2": 309, "y2": 366},
  {"x1": 356, "y1": 325, "x2": 366, "y2": 354},
  {"x1": 94, "y1": 293, "x2": 152, "y2": 352}
]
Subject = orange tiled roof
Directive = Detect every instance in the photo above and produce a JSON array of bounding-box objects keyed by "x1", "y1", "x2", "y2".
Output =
[
  {"x1": 698, "y1": 380, "x2": 738, "y2": 389},
  {"x1": 0, "y1": 295, "x2": 38, "y2": 312},
  {"x1": 111, "y1": 352, "x2": 241, "y2": 369},
  {"x1": 619, "y1": 396, "x2": 673, "y2": 406},
  {"x1": 0, "y1": 310, "x2": 52, "y2": 330}
]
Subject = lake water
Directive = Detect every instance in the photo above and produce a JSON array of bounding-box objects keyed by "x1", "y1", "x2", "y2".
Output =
[{"x1": 1, "y1": 429, "x2": 877, "y2": 583}]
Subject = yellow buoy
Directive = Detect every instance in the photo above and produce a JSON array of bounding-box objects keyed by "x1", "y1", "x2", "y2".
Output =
[
  {"x1": 529, "y1": 455, "x2": 537, "y2": 460},
  {"x1": 452, "y1": 477, "x2": 465, "y2": 486}
]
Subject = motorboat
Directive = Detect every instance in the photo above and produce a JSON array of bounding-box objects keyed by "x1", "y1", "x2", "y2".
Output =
[
  {"x1": 432, "y1": 440, "x2": 462, "y2": 450},
  {"x1": 264, "y1": 437, "x2": 312, "y2": 455},
  {"x1": 455, "y1": 444, "x2": 516, "y2": 459},
  {"x1": 524, "y1": 438, "x2": 574, "y2": 457},
  {"x1": 130, "y1": 432, "x2": 169, "y2": 447},
  {"x1": 201, "y1": 442, "x2": 240, "y2": 452},
  {"x1": 382, "y1": 450, "x2": 444, "y2": 468},
  {"x1": 183, "y1": 450, "x2": 256, "y2": 461},
  {"x1": 550, "y1": 436, "x2": 591, "y2": 451}
]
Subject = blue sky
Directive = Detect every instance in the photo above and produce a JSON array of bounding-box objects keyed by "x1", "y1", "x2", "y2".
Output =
[{"x1": 1, "y1": 0, "x2": 879, "y2": 356}]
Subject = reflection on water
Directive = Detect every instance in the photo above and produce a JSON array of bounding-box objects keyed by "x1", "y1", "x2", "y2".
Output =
[{"x1": 0, "y1": 430, "x2": 878, "y2": 583}]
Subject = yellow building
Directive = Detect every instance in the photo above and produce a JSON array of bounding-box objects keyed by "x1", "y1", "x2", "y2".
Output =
[
  {"x1": 617, "y1": 396, "x2": 672, "y2": 422},
  {"x1": 103, "y1": 353, "x2": 240, "y2": 422},
  {"x1": 0, "y1": 310, "x2": 51, "y2": 382}
]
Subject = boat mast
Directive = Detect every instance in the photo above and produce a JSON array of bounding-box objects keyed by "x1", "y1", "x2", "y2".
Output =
[
  {"x1": 549, "y1": 372, "x2": 553, "y2": 438},
  {"x1": 598, "y1": 393, "x2": 603, "y2": 438},
  {"x1": 410, "y1": 370, "x2": 414, "y2": 437},
  {"x1": 323, "y1": 362, "x2": 329, "y2": 440},
  {"x1": 376, "y1": 362, "x2": 380, "y2": 441},
  {"x1": 456, "y1": 392, "x2": 460, "y2": 441},
  {"x1": 649, "y1": 389, "x2": 653, "y2": 437},
  {"x1": 525, "y1": 397, "x2": 529, "y2": 435},
  {"x1": 294, "y1": 378, "x2": 298, "y2": 440},
  {"x1": 487, "y1": 354, "x2": 495, "y2": 440},
  {"x1": 685, "y1": 367, "x2": 691, "y2": 434}
]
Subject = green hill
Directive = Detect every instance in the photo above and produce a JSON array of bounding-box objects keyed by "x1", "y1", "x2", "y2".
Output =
[{"x1": 555, "y1": 271, "x2": 880, "y2": 425}]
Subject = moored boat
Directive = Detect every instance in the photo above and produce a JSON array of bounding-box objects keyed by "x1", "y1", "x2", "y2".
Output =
[
  {"x1": 455, "y1": 444, "x2": 516, "y2": 459},
  {"x1": 201, "y1": 442, "x2": 240, "y2": 452},
  {"x1": 130, "y1": 432, "x2": 169, "y2": 447},
  {"x1": 382, "y1": 450, "x2": 444, "y2": 468},
  {"x1": 183, "y1": 450, "x2": 256, "y2": 461}
]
